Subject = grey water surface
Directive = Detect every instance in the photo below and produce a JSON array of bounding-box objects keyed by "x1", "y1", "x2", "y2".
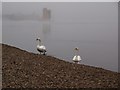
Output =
[{"x1": 2, "y1": 2, "x2": 118, "y2": 72}]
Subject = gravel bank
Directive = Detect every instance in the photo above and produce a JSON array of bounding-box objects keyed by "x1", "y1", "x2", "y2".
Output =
[{"x1": 2, "y1": 44, "x2": 119, "y2": 88}]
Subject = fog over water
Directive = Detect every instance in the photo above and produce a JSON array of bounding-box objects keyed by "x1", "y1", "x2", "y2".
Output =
[{"x1": 2, "y1": 2, "x2": 118, "y2": 72}]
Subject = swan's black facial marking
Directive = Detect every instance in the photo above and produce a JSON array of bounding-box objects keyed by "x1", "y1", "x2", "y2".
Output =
[{"x1": 36, "y1": 38, "x2": 41, "y2": 42}]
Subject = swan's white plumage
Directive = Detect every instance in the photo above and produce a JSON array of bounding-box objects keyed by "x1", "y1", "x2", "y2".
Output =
[
  {"x1": 36, "y1": 38, "x2": 46, "y2": 55},
  {"x1": 37, "y1": 45, "x2": 46, "y2": 50},
  {"x1": 72, "y1": 47, "x2": 81, "y2": 63},
  {"x1": 73, "y1": 55, "x2": 81, "y2": 61}
]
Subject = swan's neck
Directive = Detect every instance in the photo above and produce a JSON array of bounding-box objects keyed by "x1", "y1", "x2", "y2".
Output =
[
  {"x1": 75, "y1": 50, "x2": 79, "y2": 56},
  {"x1": 38, "y1": 40, "x2": 41, "y2": 46}
]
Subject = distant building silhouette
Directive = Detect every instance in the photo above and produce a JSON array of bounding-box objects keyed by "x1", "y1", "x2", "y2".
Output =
[
  {"x1": 42, "y1": 8, "x2": 51, "y2": 20},
  {"x1": 42, "y1": 8, "x2": 51, "y2": 36}
]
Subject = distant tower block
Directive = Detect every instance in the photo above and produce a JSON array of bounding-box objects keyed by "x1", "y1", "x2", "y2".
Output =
[
  {"x1": 42, "y1": 8, "x2": 51, "y2": 37},
  {"x1": 48, "y1": 9, "x2": 51, "y2": 20},
  {"x1": 43, "y1": 8, "x2": 51, "y2": 20}
]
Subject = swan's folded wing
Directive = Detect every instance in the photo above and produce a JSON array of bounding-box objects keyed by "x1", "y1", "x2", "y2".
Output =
[
  {"x1": 77, "y1": 56, "x2": 82, "y2": 61},
  {"x1": 40, "y1": 46, "x2": 46, "y2": 50},
  {"x1": 73, "y1": 55, "x2": 81, "y2": 61},
  {"x1": 73, "y1": 56, "x2": 76, "y2": 61}
]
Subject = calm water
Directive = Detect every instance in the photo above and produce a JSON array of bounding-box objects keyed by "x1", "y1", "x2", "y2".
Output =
[{"x1": 2, "y1": 3, "x2": 118, "y2": 72}]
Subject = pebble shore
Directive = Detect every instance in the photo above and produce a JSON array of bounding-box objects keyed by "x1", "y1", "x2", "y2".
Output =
[{"x1": 2, "y1": 44, "x2": 119, "y2": 88}]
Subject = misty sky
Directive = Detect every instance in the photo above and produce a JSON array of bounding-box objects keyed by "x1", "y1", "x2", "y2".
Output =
[{"x1": 3, "y1": 2, "x2": 118, "y2": 22}]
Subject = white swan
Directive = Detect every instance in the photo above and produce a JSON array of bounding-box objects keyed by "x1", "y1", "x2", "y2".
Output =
[
  {"x1": 36, "y1": 38, "x2": 46, "y2": 55},
  {"x1": 73, "y1": 47, "x2": 81, "y2": 64}
]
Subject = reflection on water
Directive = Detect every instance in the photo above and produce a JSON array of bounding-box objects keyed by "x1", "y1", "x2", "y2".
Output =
[{"x1": 42, "y1": 21, "x2": 51, "y2": 37}]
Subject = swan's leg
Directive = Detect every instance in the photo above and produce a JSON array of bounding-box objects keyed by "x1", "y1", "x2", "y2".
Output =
[
  {"x1": 43, "y1": 52, "x2": 45, "y2": 55},
  {"x1": 44, "y1": 51, "x2": 47, "y2": 55}
]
